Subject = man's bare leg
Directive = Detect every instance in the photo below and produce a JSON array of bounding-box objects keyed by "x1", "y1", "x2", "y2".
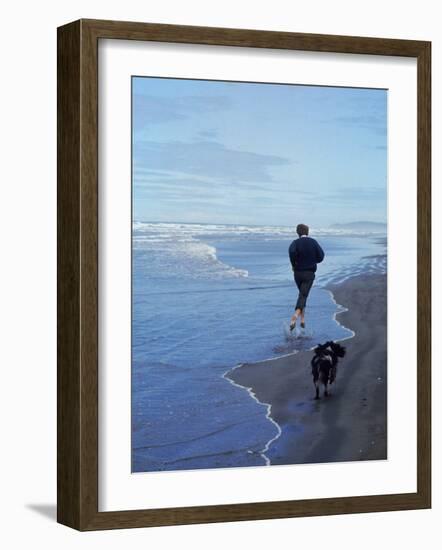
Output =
[
  {"x1": 290, "y1": 308, "x2": 302, "y2": 331},
  {"x1": 300, "y1": 309, "x2": 305, "y2": 329}
]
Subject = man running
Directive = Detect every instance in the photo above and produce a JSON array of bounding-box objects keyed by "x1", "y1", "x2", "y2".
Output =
[{"x1": 288, "y1": 223, "x2": 325, "y2": 331}]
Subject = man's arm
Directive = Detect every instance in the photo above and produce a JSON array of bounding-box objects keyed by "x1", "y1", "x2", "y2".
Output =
[
  {"x1": 315, "y1": 241, "x2": 325, "y2": 263},
  {"x1": 288, "y1": 241, "x2": 297, "y2": 270}
]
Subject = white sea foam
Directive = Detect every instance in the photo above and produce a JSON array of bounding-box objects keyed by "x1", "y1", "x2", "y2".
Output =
[
  {"x1": 222, "y1": 366, "x2": 282, "y2": 466},
  {"x1": 319, "y1": 253, "x2": 387, "y2": 286},
  {"x1": 133, "y1": 222, "x2": 249, "y2": 279},
  {"x1": 133, "y1": 220, "x2": 387, "y2": 239}
]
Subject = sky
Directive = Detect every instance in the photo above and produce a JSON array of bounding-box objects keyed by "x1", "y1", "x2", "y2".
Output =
[{"x1": 132, "y1": 76, "x2": 387, "y2": 228}]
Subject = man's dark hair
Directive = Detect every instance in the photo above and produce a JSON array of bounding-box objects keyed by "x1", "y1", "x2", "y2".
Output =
[{"x1": 296, "y1": 223, "x2": 309, "y2": 236}]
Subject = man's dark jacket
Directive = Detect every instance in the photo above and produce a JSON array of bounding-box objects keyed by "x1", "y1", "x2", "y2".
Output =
[{"x1": 289, "y1": 236, "x2": 325, "y2": 272}]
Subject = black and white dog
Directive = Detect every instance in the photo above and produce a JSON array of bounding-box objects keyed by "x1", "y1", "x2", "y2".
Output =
[{"x1": 311, "y1": 341, "x2": 346, "y2": 399}]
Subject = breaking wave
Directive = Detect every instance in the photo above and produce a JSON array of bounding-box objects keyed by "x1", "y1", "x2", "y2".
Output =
[
  {"x1": 133, "y1": 221, "x2": 249, "y2": 280},
  {"x1": 133, "y1": 220, "x2": 386, "y2": 239}
]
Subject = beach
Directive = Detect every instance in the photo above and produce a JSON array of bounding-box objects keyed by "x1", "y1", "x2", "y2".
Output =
[
  {"x1": 131, "y1": 221, "x2": 387, "y2": 472},
  {"x1": 226, "y1": 272, "x2": 387, "y2": 465}
]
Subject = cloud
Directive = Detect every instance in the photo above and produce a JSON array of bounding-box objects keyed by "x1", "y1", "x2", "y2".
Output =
[
  {"x1": 133, "y1": 180, "x2": 217, "y2": 200},
  {"x1": 133, "y1": 168, "x2": 313, "y2": 197},
  {"x1": 324, "y1": 113, "x2": 387, "y2": 136},
  {"x1": 134, "y1": 173, "x2": 266, "y2": 193},
  {"x1": 321, "y1": 185, "x2": 386, "y2": 204},
  {"x1": 133, "y1": 140, "x2": 291, "y2": 183},
  {"x1": 335, "y1": 115, "x2": 382, "y2": 125},
  {"x1": 197, "y1": 129, "x2": 218, "y2": 139},
  {"x1": 133, "y1": 94, "x2": 231, "y2": 128}
]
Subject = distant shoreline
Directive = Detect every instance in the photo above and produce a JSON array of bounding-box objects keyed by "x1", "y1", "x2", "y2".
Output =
[{"x1": 226, "y1": 272, "x2": 387, "y2": 466}]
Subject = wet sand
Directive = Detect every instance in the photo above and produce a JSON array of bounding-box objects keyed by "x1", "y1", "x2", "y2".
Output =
[{"x1": 226, "y1": 272, "x2": 387, "y2": 465}]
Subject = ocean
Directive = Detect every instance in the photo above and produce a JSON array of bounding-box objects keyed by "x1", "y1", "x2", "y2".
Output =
[{"x1": 131, "y1": 221, "x2": 387, "y2": 472}]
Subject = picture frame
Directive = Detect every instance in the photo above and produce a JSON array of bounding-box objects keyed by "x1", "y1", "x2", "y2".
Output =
[{"x1": 57, "y1": 18, "x2": 431, "y2": 530}]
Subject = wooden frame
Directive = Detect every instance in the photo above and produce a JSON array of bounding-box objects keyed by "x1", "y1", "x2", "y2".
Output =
[{"x1": 57, "y1": 18, "x2": 431, "y2": 531}]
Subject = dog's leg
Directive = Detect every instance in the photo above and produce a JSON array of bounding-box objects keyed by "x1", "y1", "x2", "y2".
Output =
[
  {"x1": 324, "y1": 375, "x2": 330, "y2": 397},
  {"x1": 314, "y1": 381, "x2": 320, "y2": 400}
]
